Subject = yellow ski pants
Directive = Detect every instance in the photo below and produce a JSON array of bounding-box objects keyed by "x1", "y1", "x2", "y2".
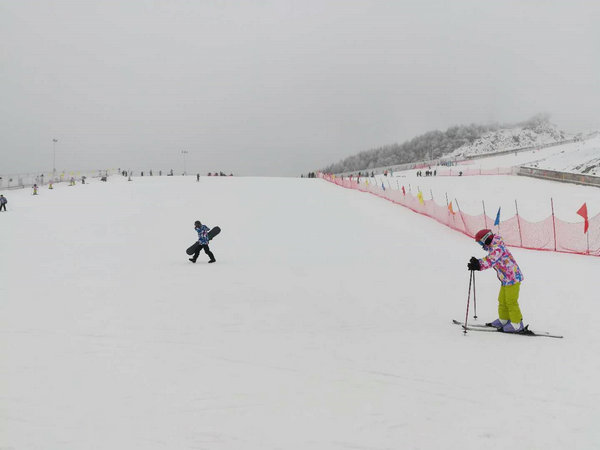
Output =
[{"x1": 497, "y1": 283, "x2": 523, "y2": 323}]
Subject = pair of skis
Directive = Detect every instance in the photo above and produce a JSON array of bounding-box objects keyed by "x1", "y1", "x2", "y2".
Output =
[
  {"x1": 459, "y1": 271, "x2": 563, "y2": 339},
  {"x1": 452, "y1": 319, "x2": 563, "y2": 339}
]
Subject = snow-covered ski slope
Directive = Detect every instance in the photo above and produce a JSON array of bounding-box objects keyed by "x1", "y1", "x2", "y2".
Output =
[{"x1": 1, "y1": 175, "x2": 599, "y2": 449}]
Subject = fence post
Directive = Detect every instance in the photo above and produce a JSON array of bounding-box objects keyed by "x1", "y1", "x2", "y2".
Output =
[
  {"x1": 515, "y1": 199, "x2": 523, "y2": 247},
  {"x1": 445, "y1": 192, "x2": 449, "y2": 208},
  {"x1": 550, "y1": 198, "x2": 557, "y2": 251},
  {"x1": 430, "y1": 189, "x2": 434, "y2": 201},
  {"x1": 455, "y1": 199, "x2": 468, "y2": 234},
  {"x1": 482, "y1": 200, "x2": 488, "y2": 228},
  {"x1": 587, "y1": 231, "x2": 590, "y2": 255}
]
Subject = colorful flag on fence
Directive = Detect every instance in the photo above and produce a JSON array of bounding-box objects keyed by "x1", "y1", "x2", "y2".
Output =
[
  {"x1": 417, "y1": 191, "x2": 424, "y2": 205},
  {"x1": 448, "y1": 201, "x2": 455, "y2": 215},
  {"x1": 402, "y1": 186, "x2": 406, "y2": 195},
  {"x1": 577, "y1": 202, "x2": 589, "y2": 233},
  {"x1": 494, "y1": 207, "x2": 501, "y2": 226}
]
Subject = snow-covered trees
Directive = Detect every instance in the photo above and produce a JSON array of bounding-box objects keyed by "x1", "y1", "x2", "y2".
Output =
[
  {"x1": 322, "y1": 123, "x2": 496, "y2": 174},
  {"x1": 322, "y1": 115, "x2": 559, "y2": 174}
]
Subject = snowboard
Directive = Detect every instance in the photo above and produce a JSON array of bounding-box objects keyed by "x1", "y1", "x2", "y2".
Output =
[
  {"x1": 186, "y1": 242, "x2": 200, "y2": 255},
  {"x1": 186, "y1": 226, "x2": 221, "y2": 255},
  {"x1": 208, "y1": 226, "x2": 221, "y2": 240}
]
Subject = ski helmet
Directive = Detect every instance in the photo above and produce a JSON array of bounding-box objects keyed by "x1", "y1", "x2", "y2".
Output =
[
  {"x1": 475, "y1": 229, "x2": 494, "y2": 246},
  {"x1": 194, "y1": 220, "x2": 201, "y2": 227}
]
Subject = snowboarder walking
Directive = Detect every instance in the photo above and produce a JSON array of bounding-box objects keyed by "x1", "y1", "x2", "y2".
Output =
[
  {"x1": 189, "y1": 220, "x2": 216, "y2": 264},
  {"x1": 0, "y1": 195, "x2": 7, "y2": 211},
  {"x1": 32, "y1": 184, "x2": 39, "y2": 195},
  {"x1": 467, "y1": 229, "x2": 524, "y2": 332}
]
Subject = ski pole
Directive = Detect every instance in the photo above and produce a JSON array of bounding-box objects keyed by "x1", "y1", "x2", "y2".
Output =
[
  {"x1": 472, "y1": 270, "x2": 477, "y2": 319},
  {"x1": 463, "y1": 270, "x2": 473, "y2": 334}
]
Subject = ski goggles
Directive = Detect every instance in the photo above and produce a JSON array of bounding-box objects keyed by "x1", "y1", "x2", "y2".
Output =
[{"x1": 477, "y1": 231, "x2": 494, "y2": 246}]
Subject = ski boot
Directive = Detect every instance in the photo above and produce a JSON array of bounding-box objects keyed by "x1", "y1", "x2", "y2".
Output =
[
  {"x1": 502, "y1": 321, "x2": 525, "y2": 333},
  {"x1": 486, "y1": 318, "x2": 508, "y2": 330}
]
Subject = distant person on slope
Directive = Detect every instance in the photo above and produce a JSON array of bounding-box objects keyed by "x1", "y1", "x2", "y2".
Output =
[
  {"x1": 0, "y1": 194, "x2": 7, "y2": 211},
  {"x1": 189, "y1": 220, "x2": 216, "y2": 264},
  {"x1": 467, "y1": 229, "x2": 524, "y2": 333}
]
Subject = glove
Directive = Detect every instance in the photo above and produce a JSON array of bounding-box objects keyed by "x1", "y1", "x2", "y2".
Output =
[{"x1": 467, "y1": 257, "x2": 481, "y2": 271}]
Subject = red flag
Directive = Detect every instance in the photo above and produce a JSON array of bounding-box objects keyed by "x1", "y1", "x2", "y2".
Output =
[
  {"x1": 402, "y1": 186, "x2": 406, "y2": 195},
  {"x1": 577, "y1": 202, "x2": 589, "y2": 233}
]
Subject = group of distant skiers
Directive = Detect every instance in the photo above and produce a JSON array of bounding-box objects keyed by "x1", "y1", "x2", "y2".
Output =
[{"x1": 120, "y1": 170, "x2": 234, "y2": 178}]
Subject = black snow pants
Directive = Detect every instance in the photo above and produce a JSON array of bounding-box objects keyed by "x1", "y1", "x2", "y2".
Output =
[{"x1": 192, "y1": 244, "x2": 215, "y2": 262}]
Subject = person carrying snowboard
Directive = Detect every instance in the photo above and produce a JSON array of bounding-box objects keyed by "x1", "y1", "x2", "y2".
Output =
[
  {"x1": 189, "y1": 220, "x2": 216, "y2": 264},
  {"x1": 467, "y1": 229, "x2": 524, "y2": 333}
]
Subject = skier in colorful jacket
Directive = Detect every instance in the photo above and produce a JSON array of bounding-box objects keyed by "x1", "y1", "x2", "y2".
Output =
[{"x1": 467, "y1": 229, "x2": 524, "y2": 333}]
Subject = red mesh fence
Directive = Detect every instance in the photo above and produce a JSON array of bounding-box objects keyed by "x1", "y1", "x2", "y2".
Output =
[{"x1": 320, "y1": 174, "x2": 599, "y2": 257}]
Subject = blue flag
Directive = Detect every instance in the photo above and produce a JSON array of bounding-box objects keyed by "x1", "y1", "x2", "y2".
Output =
[{"x1": 494, "y1": 207, "x2": 501, "y2": 226}]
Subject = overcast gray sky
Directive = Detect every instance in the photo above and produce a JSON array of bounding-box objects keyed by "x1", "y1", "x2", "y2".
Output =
[{"x1": 1, "y1": 0, "x2": 599, "y2": 176}]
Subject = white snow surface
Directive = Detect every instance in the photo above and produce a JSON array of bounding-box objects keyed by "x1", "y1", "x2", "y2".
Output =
[
  {"x1": 1, "y1": 175, "x2": 600, "y2": 449},
  {"x1": 446, "y1": 127, "x2": 600, "y2": 178},
  {"x1": 522, "y1": 136, "x2": 600, "y2": 177}
]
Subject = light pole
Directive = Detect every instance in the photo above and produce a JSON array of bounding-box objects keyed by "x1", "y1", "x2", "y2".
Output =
[
  {"x1": 52, "y1": 138, "x2": 58, "y2": 175},
  {"x1": 181, "y1": 150, "x2": 188, "y2": 175}
]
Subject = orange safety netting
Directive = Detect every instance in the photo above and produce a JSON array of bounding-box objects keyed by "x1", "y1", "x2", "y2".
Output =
[{"x1": 320, "y1": 174, "x2": 599, "y2": 257}]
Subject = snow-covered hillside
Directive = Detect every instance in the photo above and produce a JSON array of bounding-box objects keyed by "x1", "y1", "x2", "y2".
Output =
[
  {"x1": 379, "y1": 137, "x2": 600, "y2": 222},
  {"x1": 521, "y1": 134, "x2": 600, "y2": 177},
  {"x1": 449, "y1": 120, "x2": 571, "y2": 159},
  {"x1": 1, "y1": 175, "x2": 599, "y2": 449}
]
